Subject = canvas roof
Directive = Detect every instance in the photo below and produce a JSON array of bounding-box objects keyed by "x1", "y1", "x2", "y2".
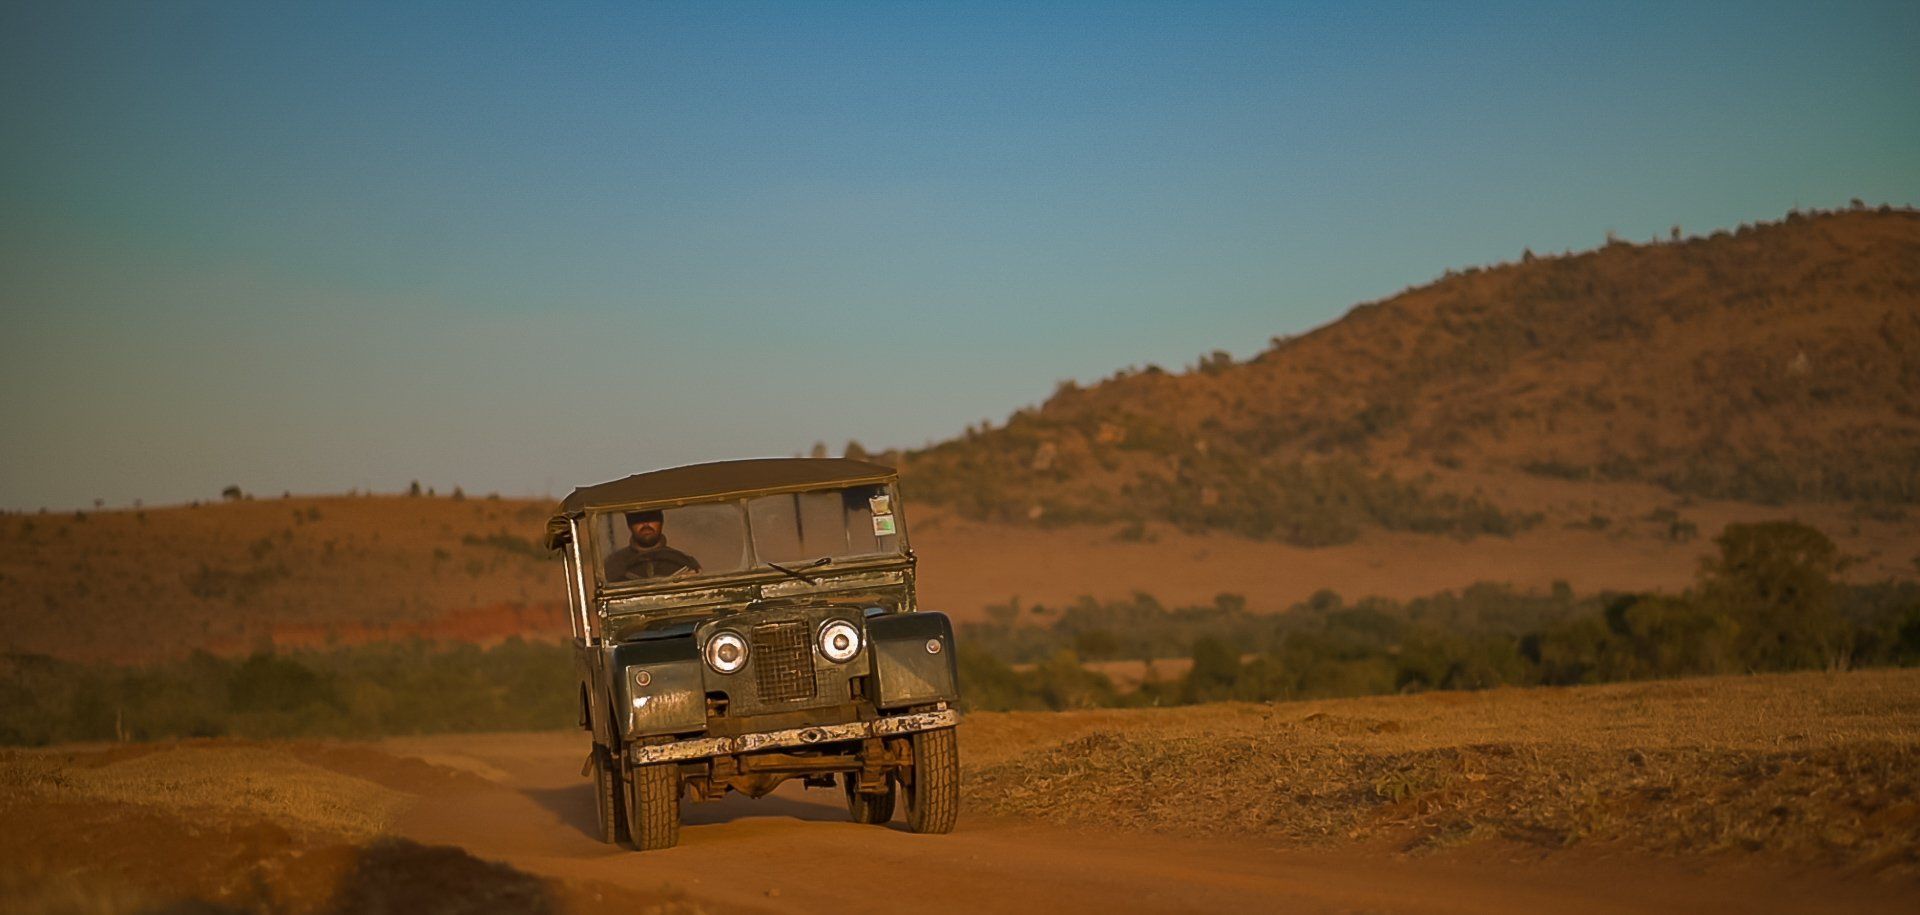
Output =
[
  {"x1": 555, "y1": 457, "x2": 896, "y2": 516},
  {"x1": 545, "y1": 458, "x2": 897, "y2": 550}
]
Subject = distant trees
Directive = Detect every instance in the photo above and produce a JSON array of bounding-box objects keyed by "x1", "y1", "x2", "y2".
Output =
[
  {"x1": 0, "y1": 642, "x2": 578, "y2": 745},
  {"x1": 1196, "y1": 350, "x2": 1234, "y2": 375},
  {"x1": 1570, "y1": 593, "x2": 1741, "y2": 680},
  {"x1": 5, "y1": 527, "x2": 1912, "y2": 743},
  {"x1": 1700, "y1": 521, "x2": 1848, "y2": 669},
  {"x1": 1072, "y1": 627, "x2": 1120, "y2": 661},
  {"x1": 228, "y1": 651, "x2": 336, "y2": 714},
  {"x1": 950, "y1": 520, "x2": 1920, "y2": 711},
  {"x1": 1181, "y1": 636, "x2": 1242, "y2": 703}
]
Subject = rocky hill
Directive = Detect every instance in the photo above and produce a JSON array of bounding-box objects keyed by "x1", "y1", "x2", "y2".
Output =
[{"x1": 904, "y1": 207, "x2": 1920, "y2": 544}]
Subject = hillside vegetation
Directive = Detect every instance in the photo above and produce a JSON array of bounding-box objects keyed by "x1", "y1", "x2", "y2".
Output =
[
  {"x1": 0, "y1": 495, "x2": 563, "y2": 662},
  {"x1": 905, "y1": 207, "x2": 1920, "y2": 543},
  {"x1": 956, "y1": 520, "x2": 1920, "y2": 711},
  {"x1": 8, "y1": 519, "x2": 1915, "y2": 746}
]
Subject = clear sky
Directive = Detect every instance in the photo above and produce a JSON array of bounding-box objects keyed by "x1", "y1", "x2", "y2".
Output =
[{"x1": 3, "y1": 1, "x2": 1916, "y2": 510}]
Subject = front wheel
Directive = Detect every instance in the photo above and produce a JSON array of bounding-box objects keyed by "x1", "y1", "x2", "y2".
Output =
[
  {"x1": 591, "y1": 748, "x2": 628, "y2": 844},
  {"x1": 904, "y1": 726, "x2": 959, "y2": 834},
  {"x1": 626, "y1": 761, "x2": 682, "y2": 851}
]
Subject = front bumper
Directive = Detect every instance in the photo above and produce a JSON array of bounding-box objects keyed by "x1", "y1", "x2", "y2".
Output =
[{"x1": 629, "y1": 708, "x2": 958, "y2": 765}]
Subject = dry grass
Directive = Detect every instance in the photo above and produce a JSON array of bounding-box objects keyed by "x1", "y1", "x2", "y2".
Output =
[
  {"x1": 0, "y1": 742, "x2": 696, "y2": 915},
  {"x1": 962, "y1": 669, "x2": 1920, "y2": 872},
  {"x1": 0, "y1": 873, "x2": 154, "y2": 915},
  {"x1": 1, "y1": 743, "x2": 409, "y2": 839},
  {"x1": 0, "y1": 495, "x2": 565, "y2": 662}
]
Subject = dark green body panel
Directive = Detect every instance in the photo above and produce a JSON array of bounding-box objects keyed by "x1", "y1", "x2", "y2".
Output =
[
  {"x1": 607, "y1": 608, "x2": 957, "y2": 739},
  {"x1": 868, "y1": 611, "x2": 959, "y2": 709},
  {"x1": 612, "y1": 636, "x2": 706, "y2": 737}
]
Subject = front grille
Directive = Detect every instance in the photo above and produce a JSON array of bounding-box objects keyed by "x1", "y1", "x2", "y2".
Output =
[{"x1": 751, "y1": 621, "x2": 817, "y2": 702}]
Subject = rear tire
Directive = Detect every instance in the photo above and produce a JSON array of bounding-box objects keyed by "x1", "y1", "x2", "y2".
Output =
[
  {"x1": 591, "y1": 748, "x2": 628, "y2": 844},
  {"x1": 844, "y1": 773, "x2": 896, "y2": 825},
  {"x1": 904, "y1": 726, "x2": 959, "y2": 834},
  {"x1": 626, "y1": 761, "x2": 682, "y2": 851}
]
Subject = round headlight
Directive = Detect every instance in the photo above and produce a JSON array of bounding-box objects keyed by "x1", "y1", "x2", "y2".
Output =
[
  {"x1": 819, "y1": 620, "x2": 861, "y2": 663},
  {"x1": 705, "y1": 630, "x2": 748, "y2": 674}
]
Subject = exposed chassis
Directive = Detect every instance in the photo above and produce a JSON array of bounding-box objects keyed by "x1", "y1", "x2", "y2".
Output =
[{"x1": 630, "y1": 708, "x2": 958, "y2": 764}]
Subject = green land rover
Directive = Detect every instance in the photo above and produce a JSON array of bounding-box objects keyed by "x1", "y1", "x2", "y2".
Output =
[{"x1": 545, "y1": 458, "x2": 961, "y2": 850}]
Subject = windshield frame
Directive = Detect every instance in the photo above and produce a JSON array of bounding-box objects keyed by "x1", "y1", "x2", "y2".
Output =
[{"x1": 586, "y1": 482, "x2": 910, "y2": 595}]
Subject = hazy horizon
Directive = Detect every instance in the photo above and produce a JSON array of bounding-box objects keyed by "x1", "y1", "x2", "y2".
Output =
[{"x1": 4, "y1": 1, "x2": 1917, "y2": 511}]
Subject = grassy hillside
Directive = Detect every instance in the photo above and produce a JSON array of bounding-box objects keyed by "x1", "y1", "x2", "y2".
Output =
[
  {"x1": 0, "y1": 495, "x2": 564, "y2": 662},
  {"x1": 904, "y1": 207, "x2": 1920, "y2": 543}
]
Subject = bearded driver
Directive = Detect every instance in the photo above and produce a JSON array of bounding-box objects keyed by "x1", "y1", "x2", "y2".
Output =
[{"x1": 605, "y1": 509, "x2": 701, "y2": 581}]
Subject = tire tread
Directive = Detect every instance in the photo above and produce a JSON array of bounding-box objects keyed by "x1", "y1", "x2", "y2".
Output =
[
  {"x1": 905, "y1": 726, "x2": 959, "y2": 834},
  {"x1": 627, "y1": 761, "x2": 681, "y2": 851}
]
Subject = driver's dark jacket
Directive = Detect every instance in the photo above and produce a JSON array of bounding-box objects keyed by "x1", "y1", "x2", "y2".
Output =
[{"x1": 604, "y1": 542, "x2": 701, "y2": 582}]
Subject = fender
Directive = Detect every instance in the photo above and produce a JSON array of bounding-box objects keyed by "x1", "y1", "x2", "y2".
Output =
[
  {"x1": 611, "y1": 635, "x2": 707, "y2": 737},
  {"x1": 867, "y1": 611, "x2": 960, "y2": 709}
]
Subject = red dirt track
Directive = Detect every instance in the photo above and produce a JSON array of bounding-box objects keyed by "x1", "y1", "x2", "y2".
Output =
[{"x1": 382, "y1": 731, "x2": 1914, "y2": 915}]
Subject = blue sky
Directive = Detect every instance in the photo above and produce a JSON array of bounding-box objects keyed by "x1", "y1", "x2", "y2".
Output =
[{"x1": 3, "y1": 1, "x2": 1916, "y2": 509}]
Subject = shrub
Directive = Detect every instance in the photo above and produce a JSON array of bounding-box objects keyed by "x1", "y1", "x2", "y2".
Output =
[{"x1": 1699, "y1": 521, "x2": 1848, "y2": 669}]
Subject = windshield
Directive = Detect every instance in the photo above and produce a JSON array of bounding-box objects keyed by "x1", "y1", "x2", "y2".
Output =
[{"x1": 593, "y1": 483, "x2": 901, "y2": 586}]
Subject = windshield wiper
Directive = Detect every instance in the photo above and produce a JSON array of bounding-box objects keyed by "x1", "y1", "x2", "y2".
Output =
[{"x1": 764, "y1": 556, "x2": 833, "y2": 585}]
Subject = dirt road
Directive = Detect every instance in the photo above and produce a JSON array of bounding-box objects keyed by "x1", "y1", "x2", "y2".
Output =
[{"x1": 379, "y1": 731, "x2": 1913, "y2": 915}]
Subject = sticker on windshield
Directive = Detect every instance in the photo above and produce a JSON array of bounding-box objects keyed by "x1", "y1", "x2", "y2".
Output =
[
  {"x1": 869, "y1": 494, "x2": 892, "y2": 515},
  {"x1": 872, "y1": 513, "x2": 896, "y2": 536}
]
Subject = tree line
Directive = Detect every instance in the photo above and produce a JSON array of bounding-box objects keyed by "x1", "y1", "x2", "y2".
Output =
[
  {"x1": 957, "y1": 521, "x2": 1920, "y2": 709},
  {"x1": 2, "y1": 521, "x2": 1912, "y2": 743}
]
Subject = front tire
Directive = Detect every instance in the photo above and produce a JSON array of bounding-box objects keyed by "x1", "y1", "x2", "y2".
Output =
[
  {"x1": 904, "y1": 726, "x2": 959, "y2": 834},
  {"x1": 626, "y1": 761, "x2": 682, "y2": 851},
  {"x1": 844, "y1": 773, "x2": 896, "y2": 825},
  {"x1": 591, "y1": 748, "x2": 628, "y2": 844}
]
